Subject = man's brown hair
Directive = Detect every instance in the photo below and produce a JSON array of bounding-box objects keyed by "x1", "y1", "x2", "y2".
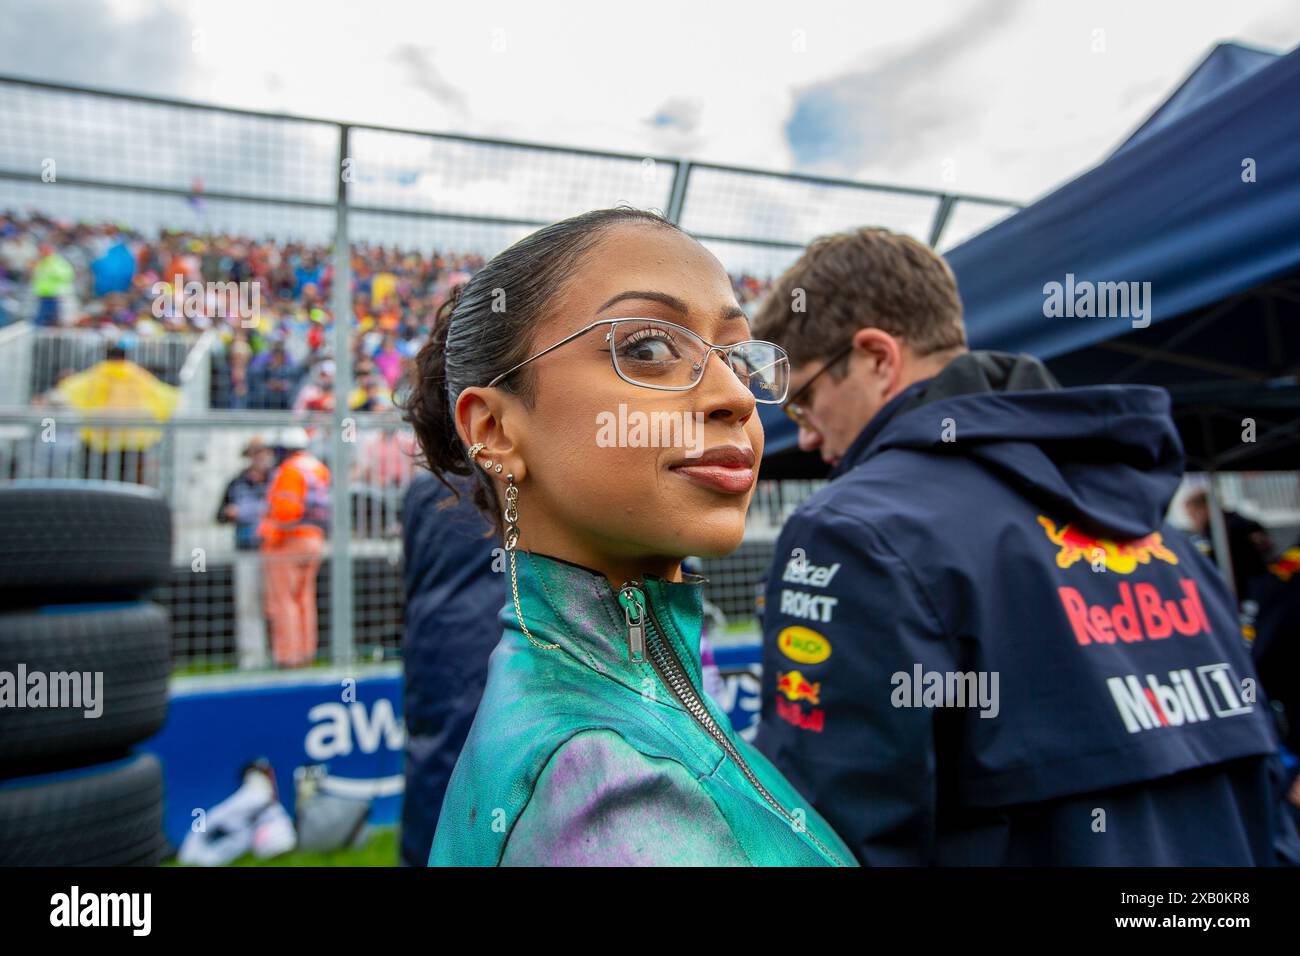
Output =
[{"x1": 753, "y1": 227, "x2": 967, "y2": 369}]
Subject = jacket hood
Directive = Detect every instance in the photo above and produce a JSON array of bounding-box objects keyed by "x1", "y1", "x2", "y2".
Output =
[{"x1": 854, "y1": 351, "x2": 1185, "y2": 539}]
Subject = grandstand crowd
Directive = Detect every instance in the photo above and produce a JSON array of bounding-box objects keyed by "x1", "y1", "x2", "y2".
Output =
[{"x1": 0, "y1": 212, "x2": 774, "y2": 412}]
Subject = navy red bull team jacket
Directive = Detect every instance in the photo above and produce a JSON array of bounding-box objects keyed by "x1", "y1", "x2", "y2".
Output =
[
  {"x1": 401, "y1": 472, "x2": 504, "y2": 867},
  {"x1": 754, "y1": 351, "x2": 1297, "y2": 865}
]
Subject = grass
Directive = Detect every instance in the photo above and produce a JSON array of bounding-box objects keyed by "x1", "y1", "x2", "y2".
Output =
[
  {"x1": 166, "y1": 825, "x2": 399, "y2": 867},
  {"x1": 171, "y1": 647, "x2": 398, "y2": 678},
  {"x1": 171, "y1": 658, "x2": 241, "y2": 677}
]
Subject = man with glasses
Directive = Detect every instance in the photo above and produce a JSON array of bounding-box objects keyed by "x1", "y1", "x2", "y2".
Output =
[{"x1": 750, "y1": 227, "x2": 1294, "y2": 866}]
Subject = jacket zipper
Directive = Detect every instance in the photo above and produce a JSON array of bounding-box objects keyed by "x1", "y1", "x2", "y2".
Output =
[{"x1": 617, "y1": 581, "x2": 846, "y2": 867}]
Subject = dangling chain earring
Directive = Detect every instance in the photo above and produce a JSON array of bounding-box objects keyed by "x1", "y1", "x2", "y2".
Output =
[
  {"x1": 503, "y1": 472, "x2": 558, "y2": 651},
  {"x1": 468, "y1": 444, "x2": 556, "y2": 651}
]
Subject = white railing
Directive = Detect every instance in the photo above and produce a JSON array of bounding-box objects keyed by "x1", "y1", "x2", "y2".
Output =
[{"x1": 0, "y1": 319, "x2": 32, "y2": 407}]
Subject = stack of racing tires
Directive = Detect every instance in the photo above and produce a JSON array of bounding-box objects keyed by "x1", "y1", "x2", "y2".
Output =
[{"x1": 0, "y1": 480, "x2": 173, "y2": 866}]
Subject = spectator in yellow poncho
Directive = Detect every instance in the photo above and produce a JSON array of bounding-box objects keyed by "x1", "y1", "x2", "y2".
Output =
[{"x1": 57, "y1": 345, "x2": 180, "y2": 478}]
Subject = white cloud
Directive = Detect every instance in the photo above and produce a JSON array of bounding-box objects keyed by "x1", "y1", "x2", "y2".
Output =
[{"x1": 5, "y1": 0, "x2": 1298, "y2": 213}]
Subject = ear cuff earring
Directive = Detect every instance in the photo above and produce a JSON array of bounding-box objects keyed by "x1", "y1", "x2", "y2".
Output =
[{"x1": 467, "y1": 441, "x2": 497, "y2": 471}]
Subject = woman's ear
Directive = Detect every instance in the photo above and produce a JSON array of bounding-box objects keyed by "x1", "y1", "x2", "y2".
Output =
[{"x1": 455, "y1": 385, "x2": 527, "y2": 483}]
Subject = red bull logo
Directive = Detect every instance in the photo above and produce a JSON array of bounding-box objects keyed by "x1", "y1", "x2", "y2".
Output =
[
  {"x1": 1270, "y1": 548, "x2": 1300, "y2": 582},
  {"x1": 1038, "y1": 515, "x2": 1178, "y2": 574},
  {"x1": 774, "y1": 670, "x2": 825, "y2": 732},
  {"x1": 1058, "y1": 579, "x2": 1209, "y2": 646},
  {"x1": 775, "y1": 696, "x2": 824, "y2": 732},
  {"x1": 776, "y1": 669, "x2": 821, "y2": 705}
]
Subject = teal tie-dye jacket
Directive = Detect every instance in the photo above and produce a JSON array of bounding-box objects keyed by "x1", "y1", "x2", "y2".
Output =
[{"x1": 428, "y1": 550, "x2": 856, "y2": 867}]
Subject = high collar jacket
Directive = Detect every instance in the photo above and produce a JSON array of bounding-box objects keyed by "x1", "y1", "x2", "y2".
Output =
[{"x1": 429, "y1": 549, "x2": 856, "y2": 866}]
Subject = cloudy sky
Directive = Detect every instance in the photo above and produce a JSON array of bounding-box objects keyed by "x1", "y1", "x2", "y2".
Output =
[{"x1": 2, "y1": 0, "x2": 1297, "y2": 206}]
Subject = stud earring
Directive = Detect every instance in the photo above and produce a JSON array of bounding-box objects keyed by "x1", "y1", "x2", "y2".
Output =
[{"x1": 467, "y1": 442, "x2": 495, "y2": 471}]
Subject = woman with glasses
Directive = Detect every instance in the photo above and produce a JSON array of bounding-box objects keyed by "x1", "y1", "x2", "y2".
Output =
[{"x1": 402, "y1": 207, "x2": 854, "y2": 866}]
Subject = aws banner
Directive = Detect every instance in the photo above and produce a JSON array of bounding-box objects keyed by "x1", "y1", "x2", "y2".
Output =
[{"x1": 140, "y1": 669, "x2": 405, "y2": 851}]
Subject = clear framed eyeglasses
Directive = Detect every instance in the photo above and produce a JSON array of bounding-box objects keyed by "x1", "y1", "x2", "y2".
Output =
[{"x1": 486, "y1": 317, "x2": 790, "y2": 403}]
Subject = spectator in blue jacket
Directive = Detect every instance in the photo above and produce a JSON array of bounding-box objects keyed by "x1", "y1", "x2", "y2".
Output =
[
  {"x1": 246, "y1": 339, "x2": 302, "y2": 410},
  {"x1": 399, "y1": 469, "x2": 505, "y2": 867},
  {"x1": 217, "y1": 437, "x2": 275, "y2": 549},
  {"x1": 750, "y1": 226, "x2": 1297, "y2": 865},
  {"x1": 217, "y1": 436, "x2": 275, "y2": 668}
]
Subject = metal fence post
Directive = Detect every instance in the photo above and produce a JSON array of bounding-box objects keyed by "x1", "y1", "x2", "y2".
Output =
[
  {"x1": 330, "y1": 124, "x2": 355, "y2": 668},
  {"x1": 666, "y1": 160, "x2": 692, "y2": 224},
  {"x1": 0, "y1": 76, "x2": 1029, "y2": 671},
  {"x1": 1206, "y1": 470, "x2": 1238, "y2": 600},
  {"x1": 928, "y1": 195, "x2": 956, "y2": 248}
]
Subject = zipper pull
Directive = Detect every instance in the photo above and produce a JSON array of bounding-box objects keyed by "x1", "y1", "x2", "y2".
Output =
[{"x1": 617, "y1": 583, "x2": 646, "y2": 663}]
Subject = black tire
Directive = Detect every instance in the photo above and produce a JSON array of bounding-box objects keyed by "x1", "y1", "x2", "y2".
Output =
[
  {"x1": 0, "y1": 602, "x2": 171, "y2": 773},
  {"x1": 0, "y1": 480, "x2": 172, "y2": 607},
  {"x1": 0, "y1": 752, "x2": 168, "y2": 866}
]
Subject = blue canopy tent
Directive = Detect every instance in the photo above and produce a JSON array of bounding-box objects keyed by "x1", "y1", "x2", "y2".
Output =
[
  {"x1": 758, "y1": 42, "x2": 1300, "y2": 479},
  {"x1": 945, "y1": 41, "x2": 1300, "y2": 471}
]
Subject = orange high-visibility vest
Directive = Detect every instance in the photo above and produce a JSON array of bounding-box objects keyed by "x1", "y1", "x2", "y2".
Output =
[{"x1": 258, "y1": 451, "x2": 331, "y2": 546}]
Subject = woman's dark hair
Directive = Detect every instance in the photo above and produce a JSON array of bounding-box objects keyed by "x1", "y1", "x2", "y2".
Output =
[{"x1": 398, "y1": 206, "x2": 683, "y2": 536}]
